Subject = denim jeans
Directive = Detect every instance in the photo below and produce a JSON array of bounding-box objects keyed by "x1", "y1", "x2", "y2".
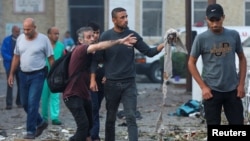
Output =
[
  {"x1": 64, "y1": 96, "x2": 93, "y2": 141},
  {"x1": 18, "y1": 68, "x2": 46, "y2": 134},
  {"x1": 204, "y1": 89, "x2": 244, "y2": 125},
  {"x1": 90, "y1": 90, "x2": 104, "y2": 140},
  {"x1": 104, "y1": 78, "x2": 138, "y2": 141},
  {"x1": 6, "y1": 70, "x2": 21, "y2": 106}
]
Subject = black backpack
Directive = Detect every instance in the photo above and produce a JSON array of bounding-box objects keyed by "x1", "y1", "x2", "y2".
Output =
[{"x1": 47, "y1": 50, "x2": 78, "y2": 93}]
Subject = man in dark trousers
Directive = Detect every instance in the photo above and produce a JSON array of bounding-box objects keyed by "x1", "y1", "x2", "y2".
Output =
[
  {"x1": 188, "y1": 3, "x2": 247, "y2": 125},
  {"x1": 1, "y1": 25, "x2": 21, "y2": 110},
  {"x1": 8, "y1": 18, "x2": 54, "y2": 139},
  {"x1": 63, "y1": 26, "x2": 137, "y2": 141},
  {"x1": 91, "y1": 7, "x2": 165, "y2": 141}
]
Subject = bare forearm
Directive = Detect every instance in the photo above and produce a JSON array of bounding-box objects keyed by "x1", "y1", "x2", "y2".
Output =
[
  {"x1": 87, "y1": 40, "x2": 120, "y2": 54},
  {"x1": 156, "y1": 43, "x2": 164, "y2": 52},
  {"x1": 239, "y1": 58, "x2": 247, "y2": 86},
  {"x1": 188, "y1": 58, "x2": 207, "y2": 89},
  {"x1": 87, "y1": 33, "x2": 136, "y2": 54},
  {"x1": 189, "y1": 65, "x2": 207, "y2": 89},
  {"x1": 90, "y1": 73, "x2": 96, "y2": 83},
  {"x1": 48, "y1": 56, "x2": 55, "y2": 67},
  {"x1": 96, "y1": 40, "x2": 120, "y2": 50},
  {"x1": 10, "y1": 55, "x2": 20, "y2": 74}
]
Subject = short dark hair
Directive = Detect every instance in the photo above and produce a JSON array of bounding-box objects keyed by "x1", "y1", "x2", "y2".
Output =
[
  {"x1": 47, "y1": 27, "x2": 52, "y2": 34},
  {"x1": 111, "y1": 7, "x2": 126, "y2": 18},
  {"x1": 87, "y1": 21, "x2": 100, "y2": 31},
  {"x1": 65, "y1": 30, "x2": 71, "y2": 34},
  {"x1": 47, "y1": 26, "x2": 57, "y2": 34}
]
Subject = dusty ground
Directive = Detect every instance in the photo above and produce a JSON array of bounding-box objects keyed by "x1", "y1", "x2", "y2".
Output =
[{"x1": 0, "y1": 74, "x2": 208, "y2": 141}]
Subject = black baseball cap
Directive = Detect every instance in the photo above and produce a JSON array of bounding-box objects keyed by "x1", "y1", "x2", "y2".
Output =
[{"x1": 206, "y1": 3, "x2": 224, "y2": 19}]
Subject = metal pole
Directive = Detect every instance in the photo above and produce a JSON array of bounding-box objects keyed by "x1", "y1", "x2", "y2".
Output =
[
  {"x1": 186, "y1": 0, "x2": 216, "y2": 92},
  {"x1": 185, "y1": 0, "x2": 192, "y2": 92}
]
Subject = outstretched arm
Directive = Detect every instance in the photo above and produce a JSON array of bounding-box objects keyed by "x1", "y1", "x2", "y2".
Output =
[
  {"x1": 87, "y1": 33, "x2": 137, "y2": 54},
  {"x1": 156, "y1": 43, "x2": 164, "y2": 52}
]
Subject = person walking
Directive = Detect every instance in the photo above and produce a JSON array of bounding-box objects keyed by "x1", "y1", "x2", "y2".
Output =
[
  {"x1": 41, "y1": 26, "x2": 64, "y2": 125},
  {"x1": 1, "y1": 25, "x2": 21, "y2": 110},
  {"x1": 91, "y1": 7, "x2": 164, "y2": 141},
  {"x1": 8, "y1": 18, "x2": 54, "y2": 139},
  {"x1": 63, "y1": 26, "x2": 136, "y2": 141},
  {"x1": 88, "y1": 22, "x2": 105, "y2": 141},
  {"x1": 188, "y1": 3, "x2": 247, "y2": 125}
]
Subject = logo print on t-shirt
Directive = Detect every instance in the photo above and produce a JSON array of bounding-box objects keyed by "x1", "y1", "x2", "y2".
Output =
[{"x1": 210, "y1": 42, "x2": 232, "y2": 56}]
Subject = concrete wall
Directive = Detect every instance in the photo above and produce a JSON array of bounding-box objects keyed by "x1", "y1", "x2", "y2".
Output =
[
  {"x1": 54, "y1": 0, "x2": 69, "y2": 41},
  {"x1": 0, "y1": 0, "x2": 246, "y2": 44},
  {"x1": 217, "y1": 0, "x2": 244, "y2": 26},
  {"x1": 0, "y1": 0, "x2": 69, "y2": 73},
  {"x1": 134, "y1": 0, "x2": 245, "y2": 45},
  {"x1": 0, "y1": 0, "x2": 69, "y2": 43}
]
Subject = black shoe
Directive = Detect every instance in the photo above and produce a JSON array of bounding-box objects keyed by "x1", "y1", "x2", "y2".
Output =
[
  {"x1": 5, "y1": 106, "x2": 12, "y2": 110},
  {"x1": 35, "y1": 121, "x2": 48, "y2": 137},
  {"x1": 69, "y1": 136, "x2": 75, "y2": 141},
  {"x1": 52, "y1": 119, "x2": 62, "y2": 125},
  {"x1": 0, "y1": 130, "x2": 7, "y2": 137},
  {"x1": 24, "y1": 133, "x2": 35, "y2": 139}
]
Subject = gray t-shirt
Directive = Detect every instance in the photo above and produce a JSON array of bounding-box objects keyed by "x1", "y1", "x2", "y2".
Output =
[
  {"x1": 190, "y1": 28, "x2": 243, "y2": 92},
  {"x1": 15, "y1": 33, "x2": 54, "y2": 72}
]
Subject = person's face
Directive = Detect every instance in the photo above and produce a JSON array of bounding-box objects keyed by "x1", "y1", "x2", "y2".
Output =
[
  {"x1": 12, "y1": 27, "x2": 20, "y2": 39},
  {"x1": 81, "y1": 31, "x2": 95, "y2": 45},
  {"x1": 48, "y1": 28, "x2": 59, "y2": 43},
  {"x1": 206, "y1": 16, "x2": 225, "y2": 33},
  {"x1": 113, "y1": 11, "x2": 128, "y2": 30},
  {"x1": 23, "y1": 22, "x2": 36, "y2": 39},
  {"x1": 93, "y1": 30, "x2": 100, "y2": 43},
  {"x1": 65, "y1": 32, "x2": 70, "y2": 38}
]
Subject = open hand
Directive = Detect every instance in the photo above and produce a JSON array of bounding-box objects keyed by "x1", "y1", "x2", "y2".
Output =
[{"x1": 119, "y1": 33, "x2": 137, "y2": 46}]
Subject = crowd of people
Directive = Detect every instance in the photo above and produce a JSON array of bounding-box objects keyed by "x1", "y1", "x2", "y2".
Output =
[{"x1": 0, "y1": 4, "x2": 248, "y2": 141}]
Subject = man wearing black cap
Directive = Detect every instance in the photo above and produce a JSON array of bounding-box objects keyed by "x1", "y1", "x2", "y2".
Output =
[{"x1": 188, "y1": 3, "x2": 247, "y2": 125}]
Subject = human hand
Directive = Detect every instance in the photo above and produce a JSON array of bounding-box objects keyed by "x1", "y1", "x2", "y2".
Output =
[
  {"x1": 102, "y1": 76, "x2": 106, "y2": 84},
  {"x1": 202, "y1": 86, "x2": 213, "y2": 100},
  {"x1": 90, "y1": 80, "x2": 98, "y2": 92},
  {"x1": 237, "y1": 84, "x2": 245, "y2": 98},
  {"x1": 7, "y1": 74, "x2": 14, "y2": 87},
  {"x1": 119, "y1": 33, "x2": 137, "y2": 46}
]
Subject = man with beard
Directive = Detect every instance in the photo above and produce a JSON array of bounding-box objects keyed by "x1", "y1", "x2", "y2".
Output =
[
  {"x1": 63, "y1": 26, "x2": 137, "y2": 141},
  {"x1": 91, "y1": 7, "x2": 165, "y2": 141},
  {"x1": 188, "y1": 3, "x2": 247, "y2": 125}
]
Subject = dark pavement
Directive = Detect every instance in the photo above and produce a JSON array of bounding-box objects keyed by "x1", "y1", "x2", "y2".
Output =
[{"x1": 0, "y1": 73, "x2": 207, "y2": 141}]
